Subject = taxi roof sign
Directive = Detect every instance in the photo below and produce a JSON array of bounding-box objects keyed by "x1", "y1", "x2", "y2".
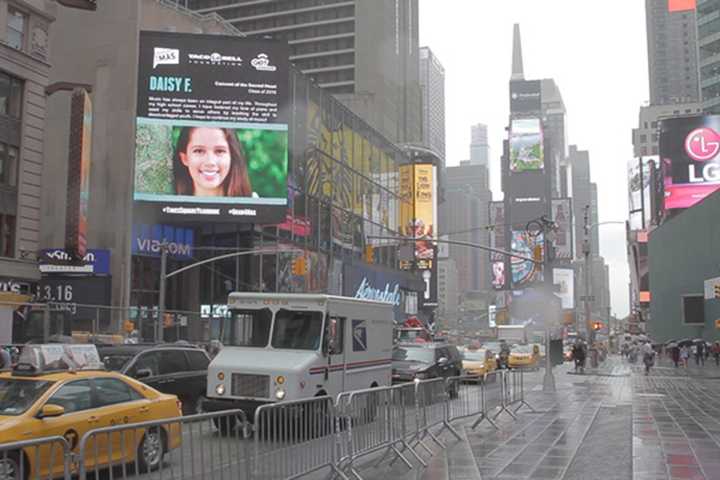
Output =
[{"x1": 14, "y1": 344, "x2": 104, "y2": 375}]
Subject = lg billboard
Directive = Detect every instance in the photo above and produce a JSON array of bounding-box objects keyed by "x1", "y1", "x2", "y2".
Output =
[
  {"x1": 659, "y1": 115, "x2": 720, "y2": 211},
  {"x1": 134, "y1": 31, "x2": 290, "y2": 223}
]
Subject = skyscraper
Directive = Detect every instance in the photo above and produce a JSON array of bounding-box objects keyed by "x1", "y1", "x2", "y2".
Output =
[
  {"x1": 645, "y1": 0, "x2": 700, "y2": 105},
  {"x1": 419, "y1": 47, "x2": 446, "y2": 163},
  {"x1": 697, "y1": 0, "x2": 720, "y2": 113},
  {"x1": 470, "y1": 124, "x2": 490, "y2": 169},
  {"x1": 568, "y1": 146, "x2": 599, "y2": 258},
  {"x1": 186, "y1": 0, "x2": 422, "y2": 143}
]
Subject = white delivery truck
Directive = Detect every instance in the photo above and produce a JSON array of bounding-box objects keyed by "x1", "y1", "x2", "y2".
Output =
[
  {"x1": 202, "y1": 293, "x2": 394, "y2": 421},
  {"x1": 497, "y1": 324, "x2": 528, "y2": 344}
]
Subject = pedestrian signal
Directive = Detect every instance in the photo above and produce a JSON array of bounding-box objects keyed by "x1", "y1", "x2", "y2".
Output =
[
  {"x1": 292, "y1": 256, "x2": 307, "y2": 276},
  {"x1": 163, "y1": 313, "x2": 173, "y2": 328},
  {"x1": 123, "y1": 320, "x2": 135, "y2": 333}
]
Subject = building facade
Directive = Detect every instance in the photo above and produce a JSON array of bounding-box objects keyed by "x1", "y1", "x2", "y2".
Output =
[
  {"x1": 645, "y1": 0, "x2": 700, "y2": 105},
  {"x1": 696, "y1": 0, "x2": 720, "y2": 113},
  {"x1": 568, "y1": 145, "x2": 599, "y2": 259},
  {"x1": 649, "y1": 189, "x2": 720, "y2": 342},
  {"x1": 0, "y1": 0, "x2": 55, "y2": 300},
  {"x1": 41, "y1": 0, "x2": 423, "y2": 338},
  {"x1": 186, "y1": 0, "x2": 422, "y2": 145},
  {"x1": 469, "y1": 123, "x2": 489, "y2": 169},
  {"x1": 632, "y1": 103, "x2": 702, "y2": 157},
  {"x1": 437, "y1": 258, "x2": 459, "y2": 325},
  {"x1": 419, "y1": 46, "x2": 445, "y2": 163}
]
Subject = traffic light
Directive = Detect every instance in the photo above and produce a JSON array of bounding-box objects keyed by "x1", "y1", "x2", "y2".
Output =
[
  {"x1": 163, "y1": 313, "x2": 173, "y2": 328},
  {"x1": 292, "y1": 256, "x2": 307, "y2": 276},
  {"x1": 562, "y1": 311, "x2": 574, "y2": 325},
  {"x1": 592, "y1": 321, "x2": 603, "y2": 331},
  {"x1": 533, "y1": 245, "x2": 543, "y2": 263},
  {"x1": 123, "y1": 320, "x2": 135, "y2": 333},
  {"x1": 364, "y1": 245, "x2": 375, "y2": 264}
]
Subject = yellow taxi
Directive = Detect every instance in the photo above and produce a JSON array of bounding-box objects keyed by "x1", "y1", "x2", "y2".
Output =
[
  {"x1": 508, "y1": 344, "x2": 540, "y2": 369},
  {"x1": 460, "y1": 347, "x2": 497, "y2": 376},
  {"x1": 0, "y1": 345, "x2": 182, "y2": 479}
]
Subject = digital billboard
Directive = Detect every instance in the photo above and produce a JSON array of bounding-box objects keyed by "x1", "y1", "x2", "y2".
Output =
[
  {"x1": 398, "y1": 164, "x2": 436, "y2": 271},
  {"x1": 628, "y1": 157, "x2": 655, "y2": 230},
  {"x1": 134, "y1": 31, "x2": 289, "y2": 223},
  {"x1": 511, "y1": 230, "x2": 543, "y2": 288},
  {"x1": 551, "y1": 198, "x2": 572, "y2": 260},
  {"x1": 668, "y1": 0, "x2": 696, "y2": 12},
  {"x1": 510, "y1": 118, "x2": 544, "y2": 173},
  {"x1": 659, "y1": 115, "x2": 720, "y2": 210},
  {"x1": 491, "y1": 261, "x2": 506, "y2": 290},
  {"x1": 552, "y1": 268, "x2": 574, "y2": 309},
  {"x1": 65, "y1": 89, "x2": 92, "y2": 259}
]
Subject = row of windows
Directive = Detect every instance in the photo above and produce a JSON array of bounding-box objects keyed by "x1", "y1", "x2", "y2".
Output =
[
  {"x1": 291, "y1": 36, "x2": 354, "y2": 56},
  {"x1": 235, "y1": 5, "x2": 354, "y2": 32}
]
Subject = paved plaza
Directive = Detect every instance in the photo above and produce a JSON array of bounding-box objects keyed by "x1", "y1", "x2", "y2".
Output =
[{"x1": 350, "y1": 357, "x2": 720, "y2": 480}]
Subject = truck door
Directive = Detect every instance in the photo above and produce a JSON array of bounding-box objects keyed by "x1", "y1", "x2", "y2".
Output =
[{"x1": 325, "y1": 316, "x2": 346, "y2": 394}]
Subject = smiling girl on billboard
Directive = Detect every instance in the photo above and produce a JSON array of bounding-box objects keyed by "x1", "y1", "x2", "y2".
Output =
[{"x1": 173, "y1": 126, "x2": 253, "y2": 197}]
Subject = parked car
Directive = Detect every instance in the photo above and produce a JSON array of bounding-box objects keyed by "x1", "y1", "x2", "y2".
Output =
[
  {"x1": 98, "y1": 343, "x2": 210, "y2": 415},
  {"x1": 391, "y1": 343, "x2": 463, "y2": 384}
]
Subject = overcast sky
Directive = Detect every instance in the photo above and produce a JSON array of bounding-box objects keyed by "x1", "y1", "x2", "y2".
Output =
[{"x1": 419, "y1": 0, "x2": 648, "y2": 318}]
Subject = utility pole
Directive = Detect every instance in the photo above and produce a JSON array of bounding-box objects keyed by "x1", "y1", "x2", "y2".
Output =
[
  {"x1": 583, "y1": 205, "x2": 593, "y2": 343},
  {"x1": 157, "y1": 241, "x2": 168, "y2": 343},
  {"x1": 541, "y1": 217, "x2": 557, "y2": 393}
]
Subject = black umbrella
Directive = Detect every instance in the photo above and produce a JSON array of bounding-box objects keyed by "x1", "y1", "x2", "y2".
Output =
[
  {"x1": 665, "y1": 339, "x2": 677, "y2": 346},
  {"x1": 693, "y1": 338, "x2": 706, "y2": 345},
  {"x1": 678, "y1": 339, "x2": 694, "y2": 347}
]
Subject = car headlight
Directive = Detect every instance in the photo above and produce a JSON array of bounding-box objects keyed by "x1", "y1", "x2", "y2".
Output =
[
  {"x1": 275, "y1": 388, "x2": 286, "y2": 400},
  {"x1": 215, "y1": 384, "x2": 225, "y2": 396}
]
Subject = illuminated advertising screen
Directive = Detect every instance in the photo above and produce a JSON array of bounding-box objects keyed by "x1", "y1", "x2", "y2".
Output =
[
  {"x1": 134, "y1": 31, "x2": 289, "y2": 223},
  {"x1": 552, "y1": 268, "x2": 574, "y2": 309},
  {"x1": 398, "y1": 164, "x2": 436, "y2": 270},
  {"x1": 659, "y1": 115, "x2": 720, "y2": 210},
  {"x1": 491, "y1": 261, "x2": 506, "y2": 290},
  {"x1": 510, "y1": 118, "x2": 544, "y2": 173},
  {"x1": 668, "y1": 0, "x2": 696, "y2": 12},
  {"x1": 511, "y1": 230, "x2": 543, "y2": 288},
  {"x1": 628, "y1": 157, "x2": 655, "y2": 230},
  {"x1": 509, "y1": 80, "x2": 541, "y2": 114},
  {"x1": 65, "y1": 89, "x2": 92, "y2": 259}
]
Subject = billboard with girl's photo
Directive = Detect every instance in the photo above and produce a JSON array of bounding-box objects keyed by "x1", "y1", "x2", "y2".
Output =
[{"x1": 134, "y1": 31, "x2": 289, "y2": 223}]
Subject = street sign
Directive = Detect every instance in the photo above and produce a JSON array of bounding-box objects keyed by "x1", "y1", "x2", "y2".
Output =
[{"x1": 580, "y1": 295, "x2": 595, "y2": 302}]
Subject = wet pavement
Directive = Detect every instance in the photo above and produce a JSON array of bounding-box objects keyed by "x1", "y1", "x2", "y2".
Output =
[{"x1": 348, "y1": 356, "x2": 720, "y2": 480}]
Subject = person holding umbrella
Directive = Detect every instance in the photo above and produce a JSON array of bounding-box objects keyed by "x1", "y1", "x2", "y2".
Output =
[
  {"x1": 695, "y1": 340, "x2": 706, "y2": 366},
  {"x1": 669, "y1": 342, "x2": 680, "y2": 368},
  {"x1": 680, "y1": 344, "x2": 690, "y2": 368}
]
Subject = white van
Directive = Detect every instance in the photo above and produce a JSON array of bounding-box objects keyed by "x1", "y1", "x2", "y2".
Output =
[{"x1": 202, "y1": 293, "x2": 394, "y2": 420}]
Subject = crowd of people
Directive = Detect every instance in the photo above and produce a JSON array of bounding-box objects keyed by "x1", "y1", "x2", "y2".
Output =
[{"x1": 620, "y1": 339, "x2": 720, "y2": 375}]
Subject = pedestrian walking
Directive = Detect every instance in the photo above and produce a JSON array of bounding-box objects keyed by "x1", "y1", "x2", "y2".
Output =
[
  {"x1": 572, "y1": 339, "x2": 587, "y2": 373},
  {"x1": 695, "y1": 342, "x2": 705, "y2": 366},
  {"x1": 712, "y1": 341, "x2": 720, "y2": 367},
  {"x1": 670, "y1": 343, "x2": 680, "y2": 368},
  {"x1": 642, "y1": 342, "x2": 655, "y2": 375},
  {"x1": 681, "y1": 345, "x2": 690, "y2": 368}
]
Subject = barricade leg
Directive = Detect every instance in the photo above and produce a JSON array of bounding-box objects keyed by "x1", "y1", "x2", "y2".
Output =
[
  {"x1": 513, "y1": 370, "x2": 536, "y2": 414},
  {"x1": 493, "y1": 370, "x2": 518, "y2": 420},
  {"x1": 471, "y1": 377, "x2": 500, "y2": 430}
]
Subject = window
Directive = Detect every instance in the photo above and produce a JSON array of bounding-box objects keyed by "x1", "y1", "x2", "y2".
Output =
[
  {"x1": 94, "y1": 378, "x2": 141, "y2": 407},
  {"x1": 223, "y1": 309, "x2": 272, "y2": 347},
  {"x1": 0, "y1": 214, "x2": 15, "y2": 258},
  {"x1": 47, "y1": 380, "x2": 93, "y2": 413},
  {"x1": 271, "y1": 309, "x2": 323, "y2": 350},
  {"x1": 6, "y1": 8, "x2": 26, "y2": 50},
  {"x1": 128, "y1": 351, "x2": 160, "y2": 377},
  {"x1": 186, "y1": 350, "x2": 210, "y2": 371},
  {"x1": 324, "y1": 316, "x2": 345, "y2": 355},
  {"x1": 158, "y1": 350, "x2": 189, "y2": 375},
  {"x1": 0, "y1": 72, "x2": 23, "y2": 118},
  {"x1": 682, "y1": 295, "x2": 705, "y2": 325},
  {"x1": 0, "y1": 143, "x2": 18, "y2": 186}
]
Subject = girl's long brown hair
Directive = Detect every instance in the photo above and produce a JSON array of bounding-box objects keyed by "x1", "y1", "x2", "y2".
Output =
[{"x1": 173, "y1": 127, "x2": 252, "y2": 197}]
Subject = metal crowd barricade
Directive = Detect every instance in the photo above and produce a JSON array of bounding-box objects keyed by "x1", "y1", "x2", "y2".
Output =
[
  {"x1": 384, "y1": 382, "x2": 428, "y2": 468},
  {"x1": 76, "y1": 410, "x2": 249, "y2": 480},
  {"x1": 252, "y1": 396, "x2": 348, "y2": 480},
  {"x1": 445, "y1": 374, "x2": 500, "y2": 431},
  {"x1": 417, "y1": 378, "x2": 461, "y2": 446},
  {"x1": 337, "y1": 387, "x2": 413, "y2": 479},
  {"x1": 0, "y1": 436, "x2": 72, "y2": 480},
  {"x1": 506, "y1": 369, "x2": 535, "y2": 414}
]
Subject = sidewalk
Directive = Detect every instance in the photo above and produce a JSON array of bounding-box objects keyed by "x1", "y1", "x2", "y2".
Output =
[{"x1": 345, "y1": 356, "x2": 720, "y2": 480}]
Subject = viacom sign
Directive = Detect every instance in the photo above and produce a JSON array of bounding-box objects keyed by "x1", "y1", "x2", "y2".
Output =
[{"x1": 132, "y1": 224, "x2": 194, "y2": 260}]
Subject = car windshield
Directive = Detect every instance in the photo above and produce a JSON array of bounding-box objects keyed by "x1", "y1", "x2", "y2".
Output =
[
  {"x1": 102, "y1": 354, "x2": 135, "y2": 372},
  {"x1": 271, "y1": 310, "x2": 323, "y2": 350},
  {"x1": 512, "y1": 345, "x2": 533, "y2": 354},
  {"x1": 223, "y1": 309, "x2": 272, "y2": 347},
  {"x1": 463, "y1": 350, "x2": 487, "y2": 361},
  {"x1": 0, "y1": 378, "x2": 54, "y2": 416},
  {"x1": 393, "y1": 347, "x2": 435, "y2": 363}
]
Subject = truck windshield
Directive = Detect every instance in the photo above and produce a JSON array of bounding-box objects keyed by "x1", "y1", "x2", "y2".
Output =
[
  {"x1": 224, "y1": 309, "x2": 272, "y2": 347},
  {"x1": 271, "y1": 310, "x2": 323, "y2": 350}
]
